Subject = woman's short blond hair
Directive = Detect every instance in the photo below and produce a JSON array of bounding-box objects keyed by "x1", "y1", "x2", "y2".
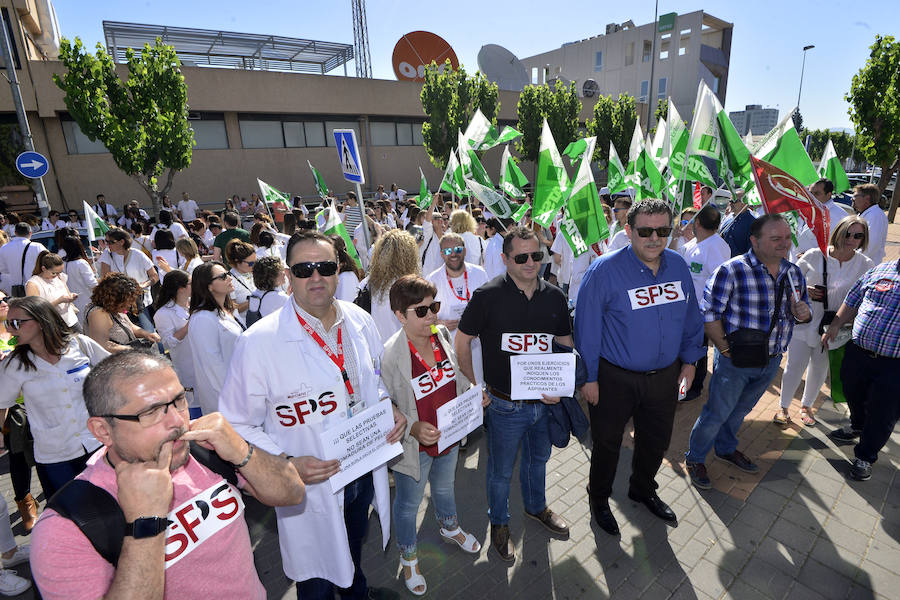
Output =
[
  {"x1": 830, "y1": 214, "x2": 869, "y2": 253},
  {"x1": 449, "y1": 209, "x2": 477, "y2": 235}
]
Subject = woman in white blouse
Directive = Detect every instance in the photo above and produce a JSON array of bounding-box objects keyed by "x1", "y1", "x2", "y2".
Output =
[
  {"x1": 60, "y1": 237, "x2": 98, "y2": 326},
  {"x1": 175, "y1": 237, "x2": 204, "y2": 275},
  {"x1": 151, "y1": 229, "x2": 179, "y2": 283},
  {"x1": 247, "y1": 256, "x2": 290, "y2": 323},
  {"x1": 777, "y1": 216, "x2": 874, "y2": 426},
  {"x1": 225, "y1": 239, "x2": 257, "y2": 321},
  {"x1": 0, "y1": 296, "x2": 109, "y2": 498},
  {"x1": 98, "y1": 227, "x2": 158, "y2": 333},
  {"x1": 152, "y1": 269, "x2": 199, "y2": 417},
  {"x1": 330, "y1": 234, "x2": 363, "y2": 302},
  {"x1": 187, "y1": 261, "x2": 245, "y2": 415},
  {"x1": 448, "y1": 210, "x2": 484, "y2": 268},
  {"x1": 25, "y1": 251, "x2": 79, "y2": 329}
]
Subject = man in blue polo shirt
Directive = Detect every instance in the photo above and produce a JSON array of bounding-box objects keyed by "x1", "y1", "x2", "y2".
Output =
[{"x1": 575, "y1": 198, "x2": 705, "y2": 536}]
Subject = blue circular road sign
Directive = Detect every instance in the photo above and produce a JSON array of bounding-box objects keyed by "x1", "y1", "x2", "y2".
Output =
[{"x1": 15, "y1": 151, "x2": 49, "y2": 178}]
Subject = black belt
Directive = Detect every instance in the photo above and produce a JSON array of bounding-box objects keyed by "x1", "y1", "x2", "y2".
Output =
[
  {"x1": 486, "y1": 386, "x2": 541, "y2": 404},
  {"x1": 855, "y1": 343, "x2": 899, "y2": 361},
  {"x1": 600, "y1": 356, "x2": 675, "y2": 376}
]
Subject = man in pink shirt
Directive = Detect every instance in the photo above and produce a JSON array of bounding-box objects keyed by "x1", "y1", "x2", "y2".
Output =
[{"x1": 31, "y1": 350, "x2": 305, "y2": 600}]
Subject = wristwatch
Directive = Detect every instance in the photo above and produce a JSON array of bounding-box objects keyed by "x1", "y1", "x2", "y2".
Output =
[{"x1": 125, "y1": 516, "x2": 172, "y2": 539}]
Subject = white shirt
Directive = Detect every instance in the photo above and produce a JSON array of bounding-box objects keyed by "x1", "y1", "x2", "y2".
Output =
[
  {"x1": 419, "y1": 221, "x2": 444, "y2": 276},
  {"x1": 0, "y1": 335, "x2": 108, "y2": 463},
  {"x1": 0, "y1": 237, "x2": 43, "y2": 294},
  {"x1": 248, "y1": 289, "x2": 290, "y2": 320},
  {"x1": 187, "y1": 309, "x2": 245, "y2": 415},
  {"x1": 229, "y1": 269, "x2": 256, "y2": 321},
  {"x1": 100, "y1": 247, "x2": 153, "y2": 305},
  {"x1": 335, "y1": 271, "x2": 360, "y2": 303},
  {"x1": 794, "y1": 200, "x2": 850, "y2": 258},
  {"x1": 63, "y1": 258, "x2": 98, "y2": 321},
  {"x1": 861, "y1": 204, "x2": 888, "y2": 264},
  {"x1": 152, "y1": 249, "x2": 180, "y2": 283},
  {"x1": 93, "y1": 203, "x2": 118, "y2": 220},
  {"x1": 461, "y1": 231, "x2": 485, "y2": 266},
  {"x1": 27, "y1": 274, "x2": 79, "y2": 327},
  {"x1": 202, "y1": 229, "x2": 215, "y2": 249},
  {"x1": 183, "y1": 256, "x2": 203, "y2": 275},
  {"x1": 679, "y1": 234, "x2": 732, "y2": 300},
  {"x1": 41, "y1": 219, "x2": 65, "y2": 231},
  {"x1": 177, "y1": 199, "x2": 199, "y2": 222},
  {"x1": 150, "y1": 222, "x2": 189, "y2": 242},
  {"x1": 153, "y1": 301, "x2": 195, "y2": 391},
  {"x1": 483, "y1": 233, "x2": 506, "y2": 280},
  {"x1": 608, "y1": 229, "x2": 630, "y2": 251}
]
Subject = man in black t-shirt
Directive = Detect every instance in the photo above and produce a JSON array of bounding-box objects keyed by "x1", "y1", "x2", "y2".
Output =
[{"x1": 456, "y1": 226, "x2": 572, "y2": 562}]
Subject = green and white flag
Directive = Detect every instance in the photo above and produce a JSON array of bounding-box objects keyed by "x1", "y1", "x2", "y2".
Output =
[
  {"x1": 625, "y1": 121, "x2": 663, "y2": 201},
  {"x1": 607, "y1": 141, "x2": 627, "y2": 194},
  {"x1": 257, "y1": 178, "x2": 291, "y2": 210},
  {"x1": 651, "y1": 117, "x2": 668, "y2": 172},
  {"x1": 464, "y1": 179, "x2": 514, "y2": 218},
  {"x1": 500, "y1": 145, "x2": 529, "y2": 198},
  {"x1": 817, "y1": 138, "x2": 851, "y2": 195},
  {"x1": 307, "y1": 161, "x2": 330, "y2": 199},
  {"x1": 83, "y1": 200, "x2": 109, "y2": 243},
  {"x1": 668, "y1": 98, "x2": 716, "y2": 188},
  {"x1": 563, "y1": 136, "x2": 609, "y2": 256},
  {"x1": 532, "y1": 119, "x2": 570, "y2": 228},
  {"x1": 743, "y1": 129, "x2": 754, "y2": 148},
  {"x1": 440, "y1": 150, "x2": 466, "y2": 197},
  {"x1": 463, "y1": 108, "x2": 522, "y2": 150},
  {"x1": 319, "y1": 199, "x2": 361, "y2": 267},
  {"x1": 752, "y1": 109, "x2": 818, "y2": 186},
  {"x1": 416, "y1": 167, "x2": 433, "y2": 209},
  {"x1": 458, "y1": 130, "x2": 493, "y2": 188},
  {"x1": 511, "y1": 201, "x2": 530, "y2": 223}
]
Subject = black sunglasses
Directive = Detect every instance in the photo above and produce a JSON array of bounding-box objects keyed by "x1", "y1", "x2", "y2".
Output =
[
  {"x1": 6, "y1": 318, "x2": 34, "y2": 330},
  {"x1": 844, "y1": 232, "x2": 864, "y2": 240},
  {"x1": 634, "y1": 226, "x2": 673, "y2": 238},
  {"x1": 290, "y1": 261, "x2": 338, "y2": 278},
  {"x1": 211, "y1": 271, "x2": 232, "y2": 281},
  {"x1": 406, "y1": 301, "x2": 441, "y2": 318},
  {"x1": 512, "y1": 251, "x2": 544, "y2": 264}
]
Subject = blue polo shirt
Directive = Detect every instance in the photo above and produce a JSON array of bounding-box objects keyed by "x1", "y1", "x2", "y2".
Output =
[{"x1": 574, "y1": 247, "x2": 705, "y2": 380}]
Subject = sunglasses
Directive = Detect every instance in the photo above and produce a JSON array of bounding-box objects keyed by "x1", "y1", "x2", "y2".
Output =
[
  {"x1": 512, "y1": 251, "x2": 544, "y2": 264},
  {"x1": 441, "y1": 245, "x2": 465, "y2": 256},
  {"x1": 406, "y1": 301, "x2": 441, "y2": 318},
  {"x1": 211, "y1": 272, "x2": 232, "y2": 281},
  {"x1": 7, "y1": 318, "x2": 34, "y2": 330},
  {"x1": 613, "y1": 207, "x2": 627, "y2": 213},
  {"x1": 844, "y1": 232, "x2": 864, "y2": 240},
  {"x1": 680, "y1": 219, "x2": 691, "y2": 226},
  {"x1": 634, "y1": 226, "x2": 673, "y2": 238},
  {"x1": 242, "y1": 260, "x2": 256, "y2": 267},
  {"x1": 290, "y1": 261, "x2": 338, "y2": 278},
  {"x1": 0, "y1": 296, "x2": 8, "y2": 304}
]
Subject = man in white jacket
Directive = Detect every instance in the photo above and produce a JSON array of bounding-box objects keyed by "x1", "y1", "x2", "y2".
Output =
[{"x1": 219, "y1": 230, "x2": 406, "y2": 599}]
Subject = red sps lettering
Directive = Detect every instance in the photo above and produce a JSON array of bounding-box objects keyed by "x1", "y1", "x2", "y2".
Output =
[
  {"x1": 275, "y1": 391, "x2": 339, "y2": 426},
  {"x1": 414, "y1": 360, "x2": 455, "y2": 395},
  {"x1": 634, "y1": 283, "x2": 680, "y2": 306},
  {"x1": 504, "y1": 334, "x2": 551, "y2": 353},
  {"x1": 211, "y1": 483, "x2": 240, "y2": 520},
  {"x1": 165, "y1": 504, "x2": 203, "y2": 561}
]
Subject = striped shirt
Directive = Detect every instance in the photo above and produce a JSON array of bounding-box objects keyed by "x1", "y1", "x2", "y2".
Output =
[
  {"x1": 702, "y1": 250, "x2": 809, "y2": 355},
  {"x1": 342, "y1": 205, "x2": 363, "y2": 238},
  {"x1": 845, "y1": 259, "x2": 900, "y2": 358}
]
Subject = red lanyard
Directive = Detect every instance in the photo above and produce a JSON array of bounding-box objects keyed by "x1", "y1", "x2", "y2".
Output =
[
  {"x1": 446, "y1": 270, "x2": 470, "y2": 302},
  {"x1": 295, "y1": 310, "x2": 354, "y2": 398},
  {"x1": 409, "y1": 335, "x2": 445, "y2": 383}
]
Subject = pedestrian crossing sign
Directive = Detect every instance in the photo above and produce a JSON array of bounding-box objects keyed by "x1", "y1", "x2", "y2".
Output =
[{"x1": 333, "y1": 129, "x2": 365, "y2": 184}]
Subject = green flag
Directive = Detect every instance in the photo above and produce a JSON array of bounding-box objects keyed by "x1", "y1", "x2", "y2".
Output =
[
  {"x1": 752, "y1": 109, "x2": 819, "y2": 186},
  {"x1": 257, "y1": 178, "x2": 291, "y2": 210},
  {"x1": 495, "y1": 125, "x2": 523, "y2": 146},
  {"x1": 668, "y1": 98, "x2": 716, "y2": 188},
  {"x1": 463, "y1": 108, "x2": 522, "y2": 150},
  {"x1": 607, "y1": 141, "x2": 627, "y2": 194},
  {"x1": 464, "y1": 179, "x2": 514, "y2": 218},
  {"x1": 416, "y1": 167, "x2": 433, "y2": 209},
  {"x1": 458, "y1": 130, "x2": 493, "y2": 188},
  {"x1": 82, "y1": 200, "x2": 109, "y2": 243},
  {"x1": 532, "y1": 119, "x2": 570, "y2": 227},
  {"x1": 626, "y1": 121, "x2": 663, "y2": 201},
  {"x1": 500, "y1": 145, "x2": 529, "y2": 198},
  {"x1": 563, "y1": 136, "x2": 609, "y2": 256},
  {"x1": 818, "y1": 138, "x2": 851, "y2": 195},
  {"x1": 440, "y1": 150, "x2": 465, "y2": 197},
  {"x1": 715, "y1": 109, "x2": 758, "y2": 203},
  {"x1": 307, "y1": 161, "x2": 330, "y2": 199},
  {"x1": 511, "y1": 201, "x2": 530, "y2": 223},
  {"x1": 319, "y1": 200, "x2": 360, "y2": 268}
]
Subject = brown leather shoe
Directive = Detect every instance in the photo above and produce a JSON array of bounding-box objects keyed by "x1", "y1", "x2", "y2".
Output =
[
  {"x1": 525, "y1": 507, "x2": 569, "y2": 536},
  {"x1": 491, "y1": 524, "x2": 515, "y2": 562},
  {"x1": 16, "y1": 493, "x2": 37, "y2": 532}
]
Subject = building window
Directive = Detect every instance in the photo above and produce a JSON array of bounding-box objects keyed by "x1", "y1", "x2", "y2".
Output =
[
  {"x1": 625, "y1": 42, "x2": 634, "y2": 66},
  {"x1": 642, "y1": 41, "x2": 652, "y2": 63},
  {"x1": 531, "y1": 67, "x2": 538, "y2": 84},
  {"x1": 679, "y1": 36, "x2": 689, "y2": 56},
  {"x1": 282, "y1": 122, "x2": 305, "y2": 147},
  {"x1": 396, "y1": 123, "x2": 413, "y2": 146},
  {"x1": 711, "y1": 77, "x2": 720, "y2": 94},
  {"x1": 370, "y1": 122, "x2": 396, "y2": 146},
  {"x1": 639, "y1": 80, "x2": 649, "y2": 103},
  {"x1": 594, "y1": 51, "x2": 603, "y2": 72},
  {"x1": 680, "y1": 28, "x2": 692, "y2": 36},
  {"x1": 61, "y1": 120, "x2": 108, "y2": 154},
  {"x1": 658, "y1": 78, "x2": 667, "y2": 98},
  {"x1": 239, "y1": 120, "x2": 284, "y2": 148},
  {"x1": 660, "y1": 50, "x2": 669, "y2": 60},
  {"x1": 304, "y1": 122, "x2": 326, "y2": 147},
  {"x1": 191, "y1": 119, "x2": 228, "y2": 150},
  {"x1": 413, "y1": 123, "x2": 424, "y2": 146}
]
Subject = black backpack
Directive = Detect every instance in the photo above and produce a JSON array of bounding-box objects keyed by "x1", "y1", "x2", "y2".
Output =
[
  {"x1": 245, "y1": 290, "x2": 272, "y2": 327},
  {"x1": 353, "y1": 283, "x2": 371, "y2": 313},
  {"x1": 46, "y1": 443, "x2": 238, "y2": 567}
]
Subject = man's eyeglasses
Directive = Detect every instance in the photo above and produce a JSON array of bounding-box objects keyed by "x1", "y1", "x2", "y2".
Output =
[
  {"x1": 290, "y1": 261, "x2": 338, "y2": 278},
  {"x1": 6, "y1": 318, "x2": 34, "y2": 330},
  {"x1": 844, "y1": 232, "x2": 865, "y2": 240},
  {"x1": 633, "y1": 226, "x2": 673, "y2": 238},
  {"x1": 406, "y1": 302, "x2": 441, "y2": 318},
  {"x1": 512, "y1": 251, "x2": 544, "y2": 264},
  {"x1": 441, "y1": 246, "x2": 465, "y2": 256},
  {"x1": 211, "y1": 271, "x2": 232, "y2": 282},
  {"x1": 100, "y1": 395, "x2": 189, "y2": 427}
]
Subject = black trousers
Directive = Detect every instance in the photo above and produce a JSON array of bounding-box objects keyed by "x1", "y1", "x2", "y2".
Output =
[
  {"x1": 589, "y1": 358, "x2": 680, "y2": 501},
  {"x1": 841, "y1": 341, "x2": 900, "y2": 464},
  {"x1": 688, "y1": 336, "x2": 709, "y2": 395}
]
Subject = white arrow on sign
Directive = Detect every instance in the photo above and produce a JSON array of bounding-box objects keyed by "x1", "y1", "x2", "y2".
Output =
[{"x1": 19, "y1": 160, "x2": 44, "y2": 169}]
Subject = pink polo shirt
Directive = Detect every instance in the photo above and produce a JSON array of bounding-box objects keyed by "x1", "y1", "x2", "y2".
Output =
[{"x1": 31, "y1": 448, "x2": 266, "y2": 600}]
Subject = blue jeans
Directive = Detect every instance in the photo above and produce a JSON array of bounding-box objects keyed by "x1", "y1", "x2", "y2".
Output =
[
  {"x1": 392, "y1": 447, "x2": 460, "y2": 558},
  {"x1": 36, "y1": 452, "x2": 91, "y2": 500},
  {"x1": 686, "y1": 351, "x2": 782, "y2": 463},
  {"x1": 295, "y1": 472, "x2": 373, "y2": 600},
  {"x1": 486, "y1": 394, "x2": 551, "y2": 525}
]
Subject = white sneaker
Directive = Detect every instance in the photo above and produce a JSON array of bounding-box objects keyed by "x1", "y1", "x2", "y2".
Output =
[
  {"x1": 0, "y1": 570, "x2": 30, "y2": 596},
  {"x1": 0, "y1": 546, "x2": 28, "y2": 569}
]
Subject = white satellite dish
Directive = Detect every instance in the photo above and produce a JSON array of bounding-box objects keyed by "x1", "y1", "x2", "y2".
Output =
[
  {"x1": 478, "y1": 44, "x2": 529, "y2": 91},
  {"x1": 583, "y1": 79, "x2": 599, "y2": 98}
]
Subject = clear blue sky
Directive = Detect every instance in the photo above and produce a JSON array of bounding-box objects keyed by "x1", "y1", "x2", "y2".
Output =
[{"x1": 54, "y1": 0, "x2": 900, "y2": 131}]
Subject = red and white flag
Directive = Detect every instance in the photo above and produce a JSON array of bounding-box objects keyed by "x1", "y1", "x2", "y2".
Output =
[
  {"x1": 692, "y1": 182, "x2": 702, "y2": 209},
  {"x1": 750, "y1": 155, "x2": 830, "y2": 254}
]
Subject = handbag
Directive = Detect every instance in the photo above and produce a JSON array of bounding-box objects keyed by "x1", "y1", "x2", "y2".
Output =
[
  {"x1": 726, "y1": 277, "x2": 786, "y2": 368},
  {"x1": 10, "y1": 242, "x2": 34, "y2": 298}
]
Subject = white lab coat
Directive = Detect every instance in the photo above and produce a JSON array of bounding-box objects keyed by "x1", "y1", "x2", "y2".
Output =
[{"x1": 218, "y1": 297, "x2": 392, "y2": 587}]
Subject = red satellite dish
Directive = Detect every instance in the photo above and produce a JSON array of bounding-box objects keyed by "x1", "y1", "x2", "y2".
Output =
[{"x1": 391, "y1": 31, "x2": 458, "y2": 82}]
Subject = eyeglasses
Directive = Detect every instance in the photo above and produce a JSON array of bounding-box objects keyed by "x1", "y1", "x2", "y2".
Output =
[
  {"x1": 844, "y1": 232, "x2": 865, "y2": 240},
  {"x1": 613, "y1": 208, "x2": 627, "y2": 213},
  {"x1": 100, "y1": 394, "x2": 189, "y2": 427},
  {"x1": 680, "y1": 220, "x2": 692, "y2": 226},
  {"x1": 290, "y1": 261, "x2": 338, "y2": 278},
  {"x1": 6, "y1": 318, "x2": 34, "y2": 330},
  {"x1": 211, "y1": 271, "x2": 232, "y2": 282},
  {"x1": 0, "y1": 296, "x2": 8, "y2": 304},
  {"x1": 406, "y1": 301, "x2": 441, "y2": 318},
  {"x1": 242, "y1": 260, "x2": 256, "y2": 267},
  {"x1": 441, "y1": 245, "x2": 465, "y2": 256},
  {"x1": 633, "y1": 226, "x2": 673, "y2": 238},
  {"x1": 512, "y1": 251, "x2": 544, "y2": 264}
]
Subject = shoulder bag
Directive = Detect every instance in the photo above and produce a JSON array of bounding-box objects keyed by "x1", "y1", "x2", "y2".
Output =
[{"x1": 726, "y1": 276, "x2": 786, "y2": 368}]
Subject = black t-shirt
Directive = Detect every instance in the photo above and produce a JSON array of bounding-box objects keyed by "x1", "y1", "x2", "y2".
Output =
[{"x1": 459, "y1": 274, "x2": 571, "y2": 395}]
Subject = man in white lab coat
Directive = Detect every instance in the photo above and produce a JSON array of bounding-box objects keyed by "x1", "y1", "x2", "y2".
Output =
[{"x1": 219, "y1": 230, "x2": 406, "y2": 599}]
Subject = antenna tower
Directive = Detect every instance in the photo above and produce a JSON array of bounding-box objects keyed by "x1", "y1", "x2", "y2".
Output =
[{"x1": 350, "y1": 0, "x2": 372, "y2": 78}]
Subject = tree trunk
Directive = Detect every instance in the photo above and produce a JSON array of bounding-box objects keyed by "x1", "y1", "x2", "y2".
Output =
[{"x1": 889, "y1": 179, "x2": 900, "y2": 223}]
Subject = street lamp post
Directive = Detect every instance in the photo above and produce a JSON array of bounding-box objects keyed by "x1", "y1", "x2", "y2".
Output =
[{"x1": 796, "y1": 44, "x2": 815, "y2": 110}]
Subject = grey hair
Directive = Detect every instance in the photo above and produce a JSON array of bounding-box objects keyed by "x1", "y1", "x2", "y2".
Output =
[{"x1": 83, "y1": 350, "x2": 173, "y2": 417}]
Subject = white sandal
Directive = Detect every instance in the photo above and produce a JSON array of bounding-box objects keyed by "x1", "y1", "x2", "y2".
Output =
[
  {"x1": 399, "y1": 556, "x2": 426, "y2": 596},
  {"x1": 440, "y1": 526, "x2": 481, "y2": 554}
]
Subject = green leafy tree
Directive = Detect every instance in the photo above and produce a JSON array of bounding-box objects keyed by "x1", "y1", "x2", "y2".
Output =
[
  {"x1": 846, "y1": 34, "x2": 900, "y2": 220},
  {"x1": 420, "y1": 61, "x2": 499, "y2": 169},
  {"x1": 586, "y1": 93, "x2": 637, "y2": 164},
  {"x1": 0, "y1": 124, "x2": 27, "y2": 188},
  {"x1": 792, "y1": 109, "x2": 804, "y2": 133},
  {"x1": 515, "y1": 81, "x2": 581, "y2": 163},
  {"x1": 53, "y1": 37, "x2": 193, "y2": 217},
  {"x1": 801, "y1": 129, "x2": 858, "y2": 162},
  {"x1": 652, "y1": 98, "x2": 668, "y2": 134}
]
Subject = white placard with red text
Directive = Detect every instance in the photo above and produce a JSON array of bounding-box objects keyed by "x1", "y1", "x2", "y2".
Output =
[{"x1": 509, "y1": 353, "x2": 575, "y2": 400}]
